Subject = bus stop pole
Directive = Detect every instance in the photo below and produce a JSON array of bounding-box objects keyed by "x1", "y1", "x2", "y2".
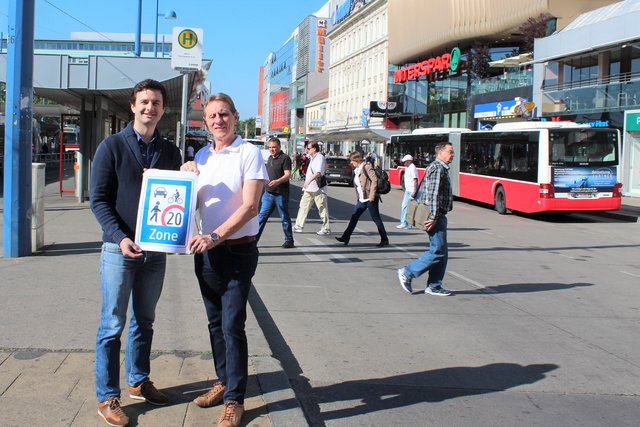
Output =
[
  {"x1": 3, "y1": 0, "x2": 35, "y2": 257},
  {"x1": 180, "y1": 73, "x2": 189, "y2": 157}
]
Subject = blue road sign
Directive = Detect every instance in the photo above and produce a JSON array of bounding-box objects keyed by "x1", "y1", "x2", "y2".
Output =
[{"x1": 135, "y1": 170, "x2": 198, "y2": 253}]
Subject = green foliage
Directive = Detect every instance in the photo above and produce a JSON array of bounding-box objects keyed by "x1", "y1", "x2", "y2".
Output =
[
  {"x1": 235, "y1": 117, "x2": 256, "y2": 138},
  {"x1": 519, "y1": 14, "x2": 552, "y2": 52},
  {"x1": 469, "y1": 42, "x2": 492, "y2": 79}
]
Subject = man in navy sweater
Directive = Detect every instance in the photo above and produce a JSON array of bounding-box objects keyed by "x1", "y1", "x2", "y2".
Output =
[{"x1": 90, "y1": 79, "x2": 182, "y2": 427}]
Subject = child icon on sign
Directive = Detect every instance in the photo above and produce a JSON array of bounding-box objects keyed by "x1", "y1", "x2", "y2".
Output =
[{"x1": 150, "y1": 201, "x2": 161, "y2": 223}]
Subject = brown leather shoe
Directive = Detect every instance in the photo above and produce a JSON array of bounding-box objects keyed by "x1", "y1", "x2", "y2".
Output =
[
  {"x1": 217, "y1": 401, "x2": 244, "y2": 427},
  {"x1": 98, "y1": 397, "x2": 129, "y2": 427},
  {"x1": 193, "y1": 381, "x2": 225, "y2": 408},
  {"x1": 128, "y1": 380, "x2": 169, "y2": 406}
]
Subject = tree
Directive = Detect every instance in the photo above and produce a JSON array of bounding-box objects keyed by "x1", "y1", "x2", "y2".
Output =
[
  {"x1": 519, "y1": 14, "x2": 552, "y2": 52},
  {"x1": 469, "y1": 42, "x2": 492, "y2": 79},
  {"x1": 235, "y1": 117, "x2": 256, "y2": 139}
]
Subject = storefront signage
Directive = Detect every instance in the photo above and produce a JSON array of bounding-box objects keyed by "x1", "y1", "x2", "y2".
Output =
[
  {"x1": 317, "y1": 19, "x2": 326, "y2": 73},
  {"x1": 474, "y1": 98, "x2": 527, "y2": 119},
  {"x1": 541, "y1": 116, "x2": 612, "y2": 128},
  {"x1": 362, "y1": 108, "x2": 370, "y2": 127},
  {"x1": 332, "y1": 0, "x2": 373, "y2": 26},
  {"x1": 394, "y1": 47, "x2": 461, "y2": 83},
  {"x1": 625, "y1": 112, "x2": 640, "y2": 131},
  {"x1": 270, "y1": 61, "x2": 288, "y2": 78},
  {"x1": 369, "y1": 101, "x2": 402, "y2": 117}
]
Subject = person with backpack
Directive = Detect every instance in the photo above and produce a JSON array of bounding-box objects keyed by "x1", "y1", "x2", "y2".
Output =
[{"x1": 335, "y1": 151, "x2": 389, "y2": 247}]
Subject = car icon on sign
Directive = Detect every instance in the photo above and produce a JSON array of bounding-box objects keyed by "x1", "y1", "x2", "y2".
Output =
[{"x1": 154, "y1": 187, "x2": 167, "y2": 198}]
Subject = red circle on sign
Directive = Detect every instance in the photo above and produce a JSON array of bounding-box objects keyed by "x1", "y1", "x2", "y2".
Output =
[{"x1": 160, "y1": 204, "x2": 185, "y2": 226}]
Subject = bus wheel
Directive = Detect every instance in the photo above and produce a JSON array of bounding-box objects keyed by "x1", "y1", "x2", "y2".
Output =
[{"x1": 494, "y1": 187, "x2": 507, "y2": 215}]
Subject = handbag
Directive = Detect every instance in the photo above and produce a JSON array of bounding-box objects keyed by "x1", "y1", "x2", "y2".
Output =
[
  {"x1": 406, "y1": 171, "x2": 430, "y2": 229},
  {"x1": 407, "y1": 199, "x2": 430, "y2": 229},
  {"x1": 315, "y1": 174, "x2": 328, "y2": 188},
  {"x1": 310, "y1": 161, "x2": 328, "y2": 188}
]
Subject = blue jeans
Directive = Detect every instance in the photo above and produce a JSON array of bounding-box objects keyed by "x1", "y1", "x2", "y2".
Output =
[
  {"x1": 194, "y1": 241, "x2": 259, "y2": 404},
  {"x1": 404, "y1": 215, "x2": 448, "y2": 289},
  {"x1": 399, "y1": 190, "x2": 413, "y2": 226},
  {"x1": 95, "y1": 242, "x2": 166, "y2": 402},
  {"x1": 340, "y1": 199, "x2": 388, "y2": 242},
  {"x1": 257, "y1": 190, "x2": 293, "y2": 242}
]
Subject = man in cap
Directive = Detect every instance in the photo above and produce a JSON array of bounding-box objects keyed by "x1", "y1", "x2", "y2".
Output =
[{"x1": 396, "y1": 154, "x2": 419, "y2": 229}]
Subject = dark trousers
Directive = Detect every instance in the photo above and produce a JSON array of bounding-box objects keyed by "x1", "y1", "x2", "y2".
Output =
[
  {"x1": 194, "y1": 241, "x2": 258, "y2": 404},
  {"x1": 341, "y1": 199, "x2": 388, "y2": 241}
]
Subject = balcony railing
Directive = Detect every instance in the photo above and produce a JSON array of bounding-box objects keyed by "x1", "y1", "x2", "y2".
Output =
[
  {"x1": 542, "y1": 76, "x2": 640, "y2": 115},
  {"x1": 471, "y1": 70, "x2": 533, "y2": 95}
]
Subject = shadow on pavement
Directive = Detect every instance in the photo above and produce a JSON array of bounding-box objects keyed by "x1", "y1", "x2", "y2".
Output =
[
  {"x1": 250, "y1": 283, "x2": 557, "y2": 426},
  {"x1": 453, "y1": 281, "x2": 594, "y2": 295},
  {"x1": 311, "y1": 362, "x2": 558, "y2": 423}
]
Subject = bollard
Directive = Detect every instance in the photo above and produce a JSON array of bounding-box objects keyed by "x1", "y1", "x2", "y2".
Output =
[{"x1": 31, "y1": 163, "x2": 46, "y2": 253}]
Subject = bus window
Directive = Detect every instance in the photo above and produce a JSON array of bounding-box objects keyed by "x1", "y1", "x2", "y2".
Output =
[{"x1": 550, "y1": 130, "x2": 618, "y2": 166}]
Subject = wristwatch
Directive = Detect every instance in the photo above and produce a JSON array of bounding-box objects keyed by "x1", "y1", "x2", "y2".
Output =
[{"x1": 209, "y1": 232, "x2": 220, "y2": 247}]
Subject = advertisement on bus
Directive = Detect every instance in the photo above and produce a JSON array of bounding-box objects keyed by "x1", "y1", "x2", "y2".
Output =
[{"x1": 552, "y1": 166, "x2": 618, "y2": 196}]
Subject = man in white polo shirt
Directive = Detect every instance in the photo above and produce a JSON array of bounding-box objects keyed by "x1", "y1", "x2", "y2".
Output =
[
  {"x1": 397, "y1": 154, "x2": 419, "y2": 229},
  {"x1": 292, "y1": 140, "x2": 331, "y2": 235},
  {"x1": 181, "y1": 93, "x2": 267, "y2": 427}
]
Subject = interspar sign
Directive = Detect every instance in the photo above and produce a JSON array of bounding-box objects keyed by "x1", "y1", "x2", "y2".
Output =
[{"x1": 394, "y1": 47, "x2": 461, "y2": 83}]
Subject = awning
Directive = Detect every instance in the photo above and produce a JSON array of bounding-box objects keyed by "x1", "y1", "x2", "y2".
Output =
[
  {"x1": 311, "y1": 128, "x2": 410, "y2": 143},
  {"x1": 489, "y1": 53, "x2": 532, "y2": 68}
]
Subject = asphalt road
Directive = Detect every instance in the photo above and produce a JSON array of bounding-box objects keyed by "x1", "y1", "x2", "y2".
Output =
[{"x1": 252, "y1": 181, "x2": 640, "y2": 427}]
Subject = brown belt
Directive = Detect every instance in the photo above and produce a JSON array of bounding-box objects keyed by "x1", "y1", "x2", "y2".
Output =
[{"x1": 221, "y1": 236, "x2": 256, "y2": 246}]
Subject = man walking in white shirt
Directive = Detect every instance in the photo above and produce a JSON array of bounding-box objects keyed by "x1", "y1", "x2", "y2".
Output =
[
  {"x1": 397, "y1": 154, "x2": 419, "y2": 229},
  {"x1": 293, "y1": 141, "x2": 331, "y2": 235}
]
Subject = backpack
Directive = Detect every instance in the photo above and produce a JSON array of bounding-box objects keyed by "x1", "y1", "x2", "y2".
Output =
[
  {"x1": 363, "y1": 164, "x2": 391, "y2": 195},
  {"x1": 375, "y1": 167, "x2": 391, "y2": 194}
]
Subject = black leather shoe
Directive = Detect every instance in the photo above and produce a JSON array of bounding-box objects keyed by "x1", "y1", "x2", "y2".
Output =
[
  {"x1": 335, "y1": 236, "x2": 349, "y2": 245},
  {"x1": 282, "y1": 240, "x2": 294, "y2": 249},
  {"x1": 376, "y1": 240, "x2": 389, "y2": 248}
]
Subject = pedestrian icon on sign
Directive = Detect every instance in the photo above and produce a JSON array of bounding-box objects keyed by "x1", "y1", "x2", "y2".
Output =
[{"x1": 150, "y1": 201, "x2": 161, "y2": 223}]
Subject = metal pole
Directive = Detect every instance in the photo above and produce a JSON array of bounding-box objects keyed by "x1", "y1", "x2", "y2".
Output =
[
  {"x1": 180, "y1": 73, "x2": 189, "y2": 156},
  {"x1": 134, "y1": 0, "x2": 142, "y2": 56},
  {"x1": 154, "y1": 0, "x2": 159, "y2": 58},
  {"x1": 3, "y1": 0, "x2": 35, "y2": 257}
]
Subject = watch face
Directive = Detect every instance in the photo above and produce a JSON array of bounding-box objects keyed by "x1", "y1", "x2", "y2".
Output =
[{"x1": 210, "y1": 232, "x2": 219, "y2": 241}]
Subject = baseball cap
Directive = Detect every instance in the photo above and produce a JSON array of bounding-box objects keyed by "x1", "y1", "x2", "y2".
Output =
[{"x1": 401, "y1": 154, "x2": 413, "y2": 162}]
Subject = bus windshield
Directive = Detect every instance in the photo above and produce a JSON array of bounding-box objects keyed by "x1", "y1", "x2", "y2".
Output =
[{"x1": 550, "y1": 130, "x2": 618, "y2": 166}]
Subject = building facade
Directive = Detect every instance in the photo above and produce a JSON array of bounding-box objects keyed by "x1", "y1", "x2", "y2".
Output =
[
  {"x1": 532, "y1": 0, "x2": 640, "y2": 196},
  {"x1": 323, "y1": 0, "x2": 389, "y2": 156},
  {"x1": 386, "y1": 0, "x2": 618, "y2": 131},
  {"x1": 260, "y1": 6, "x2": 331, "y2": 153}
]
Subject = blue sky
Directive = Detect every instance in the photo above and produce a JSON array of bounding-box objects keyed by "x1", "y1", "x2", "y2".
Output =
[{"x1": 1, "y1": 0, "x2": 330, "y2": 120}]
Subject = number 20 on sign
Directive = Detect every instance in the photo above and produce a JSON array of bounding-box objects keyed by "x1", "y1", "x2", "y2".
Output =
[{"x1": 135, "y1": 169, "x2": 198, "y2": 254}]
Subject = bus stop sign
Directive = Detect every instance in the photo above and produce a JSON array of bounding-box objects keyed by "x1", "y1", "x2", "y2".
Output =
[{"x1": 171, "y1": 27, "x2": 203, "y2": 71}]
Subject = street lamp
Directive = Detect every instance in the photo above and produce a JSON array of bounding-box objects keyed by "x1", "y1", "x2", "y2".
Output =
[{"x1": 154, "y1": 0, "x2": 177, "y2": 58}]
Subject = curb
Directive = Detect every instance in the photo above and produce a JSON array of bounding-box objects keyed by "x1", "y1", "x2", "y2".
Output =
[{"x1": 252, "y1": 356, "x2": 308, "y2": 426}]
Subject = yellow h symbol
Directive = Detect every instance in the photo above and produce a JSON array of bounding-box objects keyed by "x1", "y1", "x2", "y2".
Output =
[{"x1": 178, "y1": 30, "x2": 197, "y2": 49}]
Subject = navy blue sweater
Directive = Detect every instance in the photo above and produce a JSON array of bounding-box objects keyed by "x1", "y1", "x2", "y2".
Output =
[{"x1": 90, "y1": 122, "x2": 182, "y2": 244}]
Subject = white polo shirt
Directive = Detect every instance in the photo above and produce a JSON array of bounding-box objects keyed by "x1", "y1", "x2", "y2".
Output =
[
  {"x1": 194, "y1": 136, "x2": 268, "y2": 238},
  {"x1": 305, "y1": 152, "x2": 327, "y2": 193},
  {"x1": 403, "y1": 163, "x2": 418, "y2": 192}
]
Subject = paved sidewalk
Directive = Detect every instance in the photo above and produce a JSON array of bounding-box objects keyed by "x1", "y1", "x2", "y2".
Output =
[{"x1": 0, "y1": 183, "x2": 306, "y2": 427}]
